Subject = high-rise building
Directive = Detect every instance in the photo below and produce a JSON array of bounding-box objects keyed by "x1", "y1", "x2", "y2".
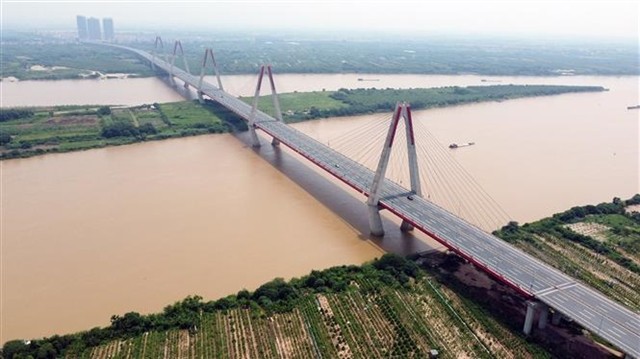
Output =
[
  {"x1": 87, "y1": 17, "x2": 102, "y2": 40},
  {"x1": 103, "y1": 18, "x2": 114, "y2": 41},
  {"x1": 76, "y1": 15, "x2": 88, "y2": 40}
]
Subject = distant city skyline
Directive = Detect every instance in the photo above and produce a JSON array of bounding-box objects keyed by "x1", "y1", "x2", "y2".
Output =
[{"x1": 2, "y1": 0, "x2": 639, "y2": 41}]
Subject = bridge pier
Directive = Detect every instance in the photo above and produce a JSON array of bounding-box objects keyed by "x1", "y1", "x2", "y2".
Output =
[
  {"x1": 249, "y1": 126, "x2": 261, "y2": 147},
  {"x1": 538, "y1": 304, "x2": 549, "y2": 329},
  {"x1": 551, "y1": 310, "x2": 562, "y2": 325},
  {"x1": 400, "y1": 220, "x2": 414, "y2": 232},
  {"x1": 523, "y1": 301, "x2": 538, "y2": 335},
  {"x1": 368, "y1": 205, "x2": 385, "y2": 237}
]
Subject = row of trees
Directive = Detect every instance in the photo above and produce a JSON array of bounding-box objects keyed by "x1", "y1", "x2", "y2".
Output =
[
  {"x1": 0, "y1": 108, "x2": 33, "y2": 122},
  {"x1": 101, "y1": 122, "x2": 157, "y2": 139}
]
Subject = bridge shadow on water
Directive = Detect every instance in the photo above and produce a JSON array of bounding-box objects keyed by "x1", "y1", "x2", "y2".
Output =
[{"x1": 233, "y1": 131, "x2": 445, "y2": 256}]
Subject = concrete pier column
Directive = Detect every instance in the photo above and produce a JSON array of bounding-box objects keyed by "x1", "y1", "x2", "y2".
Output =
[
  {"x1": 249, "y1": 126, "x2": 261, "y2": 148},
  {"x1": 538, "y1": 304, "x2": 549, "y2": 329},
  {"x1": 551, "y1": 310, "x2": 562, "y2": 325},
  {"x1": 368, "y1": 205, "x2": 384, "y2": 237},
  {"x1": 523, "y1": 301, "x2": 538, "y2": 335},
  {"x1": 400, "y1": 220, "x2": 414, "y2": 232}
]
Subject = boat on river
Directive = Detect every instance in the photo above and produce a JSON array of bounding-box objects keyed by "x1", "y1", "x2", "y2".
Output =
[{"x1": 449, "y1": 142, "x2": 475, "y2": 149}]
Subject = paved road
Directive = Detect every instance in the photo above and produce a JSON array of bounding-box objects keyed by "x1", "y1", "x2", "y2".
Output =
[{"x1": 103, "y1": 43, "x2": 640, "y2": 357}]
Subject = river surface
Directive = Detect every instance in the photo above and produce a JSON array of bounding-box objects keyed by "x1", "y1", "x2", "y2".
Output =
[{"x1": 1, "y1": 74, "x2": 638, "y2": 342}]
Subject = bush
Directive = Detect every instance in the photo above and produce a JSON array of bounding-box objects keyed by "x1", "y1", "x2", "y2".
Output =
[
  {"x1": 97, "y1": 106, "x2": 111, "y2": 116},
  {"x1": 0, "y1": 132, "x2": 12, "y2": 145}
]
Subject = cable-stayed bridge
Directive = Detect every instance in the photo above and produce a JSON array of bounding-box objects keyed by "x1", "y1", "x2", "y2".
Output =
[{"x1": 96, "y1": 40, "x2": 639, "y2": 358}]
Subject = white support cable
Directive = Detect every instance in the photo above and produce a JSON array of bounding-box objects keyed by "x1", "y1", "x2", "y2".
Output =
[{"x1": 412, "y1": 119, "x2": 511, "y2": 230}]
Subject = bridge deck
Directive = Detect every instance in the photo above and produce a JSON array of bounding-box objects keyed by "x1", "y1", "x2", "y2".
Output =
[{"x1": 109, "y1": 43, "x2": 639, "y2": 357}]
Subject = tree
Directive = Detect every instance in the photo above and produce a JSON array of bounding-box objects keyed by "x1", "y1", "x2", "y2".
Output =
[
  {"x1": 111, "y1": 312, "x2": 149, "y2": 336},
  {"x1": 97, "y1": 106, "x2": 111, "y2": 116}
]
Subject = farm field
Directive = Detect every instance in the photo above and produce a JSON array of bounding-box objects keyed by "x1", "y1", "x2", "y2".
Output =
[
  {"x1": 64, "y1": 272, "x2": 552, "y2": 359},
  {"x1": 0, "y1": 101, "x2": 230, "y2": 159}
]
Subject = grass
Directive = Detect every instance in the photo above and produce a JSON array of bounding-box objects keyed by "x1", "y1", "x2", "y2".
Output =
[
  {"x1": 158, "y1": 101, "x2": 226, "y2": 128},
  {"x1": 241, "y1": 91, "x2": 348, "y2": 118}
]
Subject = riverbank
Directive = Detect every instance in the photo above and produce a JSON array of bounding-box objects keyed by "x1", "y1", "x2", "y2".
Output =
[{"x1": 0, "y1": 84, "x2": 605, "y2": 159}]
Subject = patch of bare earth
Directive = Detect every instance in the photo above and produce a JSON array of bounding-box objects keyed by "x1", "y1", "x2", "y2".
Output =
[
  {"x1": 565, "y1": 222, "x2": 610, "y2": 242},
  {"x1": 454, "y1": 263, "x2": 494, "y2": 289},
  {"x1": 625, "y1": 204, "x2": 640, "y2": 214},
  {"x1": 316, "y1": 294, "x2": 353, "y2": 358},
  {"x1": 44, "y1": 115, "x2": 99, "y2": 126},
  {"x1": 177, "y1": 329, "x2": 190, "y2": 359}
]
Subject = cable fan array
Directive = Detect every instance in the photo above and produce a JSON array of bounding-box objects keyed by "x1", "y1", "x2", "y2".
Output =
[{"x1": 323, "y1": 109, "x2": 511, "y2": 232}]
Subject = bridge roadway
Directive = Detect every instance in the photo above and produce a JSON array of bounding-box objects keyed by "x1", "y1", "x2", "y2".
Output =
[{"x1": 107, "y1": 43, "x2": 639, "y2": 357}]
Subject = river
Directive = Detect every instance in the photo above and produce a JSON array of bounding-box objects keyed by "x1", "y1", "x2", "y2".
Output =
[{"x1": 1, "y1": 74, "x2": 638, "y2": 343}]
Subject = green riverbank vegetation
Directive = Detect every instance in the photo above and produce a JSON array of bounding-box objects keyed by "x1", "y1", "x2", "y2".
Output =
[
  {"x1": 0, "y1": 101, "x2": 233, "y2": 159},
  {"x1": 0, "y1": 254, "x2": 555, "y2": 359},
  {"x1": 245, "y1": 85, "x2": 606, "y2": 123},
  {"x1": 1, "y1": 84, "x2": 605, "y2": 160}
]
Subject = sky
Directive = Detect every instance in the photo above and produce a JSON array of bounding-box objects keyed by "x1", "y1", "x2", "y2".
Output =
[{"x1": 2, "y1": 0, "x2": 639, "y2": 41}]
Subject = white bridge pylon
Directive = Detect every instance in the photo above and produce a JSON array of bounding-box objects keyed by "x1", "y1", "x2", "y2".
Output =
[
  {"x1": 367, "y1": 102, "x2": 423, "y2": 236},
  {"x1": 151, "y1": 36, "x2": 168, "y2": 70},
  {"x1": 248, "y1": 64, "x2": 285, "y2": 147},
  {"x1": 169, "y1": 40, "x2": 191, "y2": 88},
  {"x1": 198, "y1": 48, "x2": 224, "y2": 103}
]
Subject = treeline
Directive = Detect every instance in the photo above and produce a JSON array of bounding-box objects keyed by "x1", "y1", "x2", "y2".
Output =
[
  {"x1": 283, "y1": 85, "x2": 606, "y2": 122},
  {"x1": 0, "y1": 109, "x2": 34, "y2": 122},
  {"x1": 1, "y1": 254, "x2": 420, "y2": 359},
  {"x1": 494, "y1": 194, "x2": 640, "y2": 274}
]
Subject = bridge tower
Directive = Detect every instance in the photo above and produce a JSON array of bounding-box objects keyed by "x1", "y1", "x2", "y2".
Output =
[
  {"x1": 197, "y1": 48, "x2": 224, "y2": 104},
  {"x1": 248, "y1": 64, "x2": 285, "y2": 147},
  {"x1": 169, "y1": 40, "x2": 191, "y2": 88},
  {"x1": 367, "y1": 102, "x2": 422, "y2": 236},
  {"x1": 151, "y1": 36, "x2": 168, "y2": 70}
]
